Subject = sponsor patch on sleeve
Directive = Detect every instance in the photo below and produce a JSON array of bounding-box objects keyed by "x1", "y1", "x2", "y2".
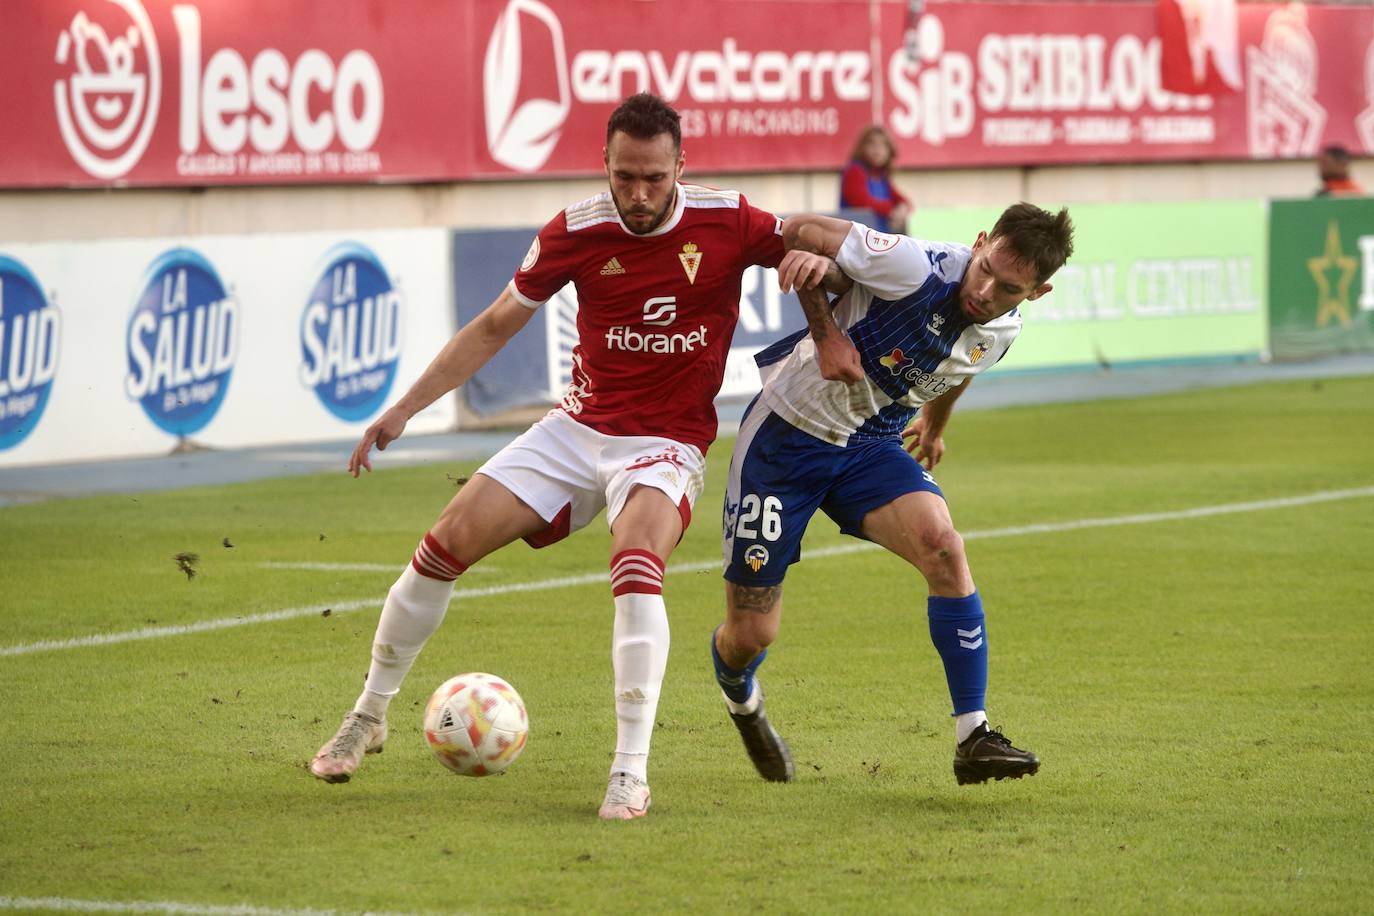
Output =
[
  {"x1": 520, "y1": 237, "x2": 540, "y2": 271},
  {"x1": 864, "y1": 229, "x2": 900, "y2": 253}
]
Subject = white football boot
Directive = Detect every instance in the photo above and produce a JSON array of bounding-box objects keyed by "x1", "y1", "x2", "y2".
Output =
[
  {"x1": 309, "y1": 711, "x2": 387, "y2": 782},
  {"x1": 597, "y1": 771, "x2": 652, "y2": 820}
]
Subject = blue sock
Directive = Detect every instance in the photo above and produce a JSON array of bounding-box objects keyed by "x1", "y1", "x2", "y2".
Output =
[
  {"x1": 927, "y1": 592, "x2": 988, "y2": 717},
  {"x1": 710, "y1": 627, "x2": 767, "y2": 704}
]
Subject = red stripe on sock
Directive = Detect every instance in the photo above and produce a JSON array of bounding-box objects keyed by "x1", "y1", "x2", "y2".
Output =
[
  {"x1": 612, "y1": 549, "x2": 664, "y2": 574},
  {"x1": 611, "y1": 549, "x2": 664, "y2": 597},
  {"x1": 411, "y1": 532, "x2": 467, "y2": 581}
]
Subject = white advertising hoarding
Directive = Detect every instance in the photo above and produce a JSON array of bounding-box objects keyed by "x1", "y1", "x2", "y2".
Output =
[{"x1": 0, "y1": 228, "x2": 455, "y2": 469}]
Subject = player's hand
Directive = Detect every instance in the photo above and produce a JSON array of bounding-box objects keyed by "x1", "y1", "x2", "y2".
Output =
[
  {"x1": 816, "y1": 334, "x2": 863, "y2": 383},
  {"x1": 349, "y1": 406, "x2": 408, "y2": 477},
  {"x1": 902, "y1": 415, "x2": 945, "y2": 470},
  {"x1": 889, "y1": 202, "x2": 913, "y2": 234},
  {"x1": 777, "y1": 250, "x2": 831, "y2": 293}
]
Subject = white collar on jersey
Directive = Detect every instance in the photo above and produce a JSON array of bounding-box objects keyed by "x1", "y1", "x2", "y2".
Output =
[{"x1": 615, "y1": 182, "x2": 686, "y2": 238}]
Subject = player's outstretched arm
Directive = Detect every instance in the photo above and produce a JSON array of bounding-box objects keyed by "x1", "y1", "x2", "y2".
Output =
[
  {"x1": 776, "y1": 250, "x2": 852, "y2": 297},
  {"x1": 902, "y1": 380, "x2": 970, "y2": 470},
  {"x1": 780, "y1": 214, "x2": 863, "y2": 383},
  {"x1": 781, "y1": 213, "x2": 852, "y2": 258},
  {"x1": 349, "y1": 288, "x2": 536, "y2": 477},
  {"x1": 792, "y1": 280, "x2": 863, "y2": 383}
]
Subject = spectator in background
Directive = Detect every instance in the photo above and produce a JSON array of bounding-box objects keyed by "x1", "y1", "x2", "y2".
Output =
[
  {"x1": 1316, "y1": 145, "x2": 1365, "y2": 196},
  {"x1": 839, "y1": 125, "x2": 913, "y2": 233}
]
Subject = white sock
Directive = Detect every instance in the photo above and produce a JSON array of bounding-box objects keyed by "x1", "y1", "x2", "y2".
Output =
[
  {"x1": 354, "y1": 540, "x2": 460, "y2": 717},
  {"x1": 609, "y1": 550, "x2": 669, "y2": 782},
  {"x1": 353, "y1": 689, "x2": 389, "y2": 720},
  {"x1": 955, "y1": 710, "x2": 988, "y2": 744}
]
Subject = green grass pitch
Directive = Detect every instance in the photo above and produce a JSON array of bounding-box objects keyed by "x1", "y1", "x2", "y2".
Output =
[{"x1": 2, "y1": 375, "x2": 1372, "y2": 914}]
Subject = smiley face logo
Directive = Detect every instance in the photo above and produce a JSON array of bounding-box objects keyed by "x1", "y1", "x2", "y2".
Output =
[{"x1": 53, "y1": 0, "x2": 162, "y2": 180}]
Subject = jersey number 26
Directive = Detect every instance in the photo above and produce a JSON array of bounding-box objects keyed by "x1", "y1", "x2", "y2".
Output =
[{"x1": 736, "y1": 494, "x2": 782, "y2": 541}]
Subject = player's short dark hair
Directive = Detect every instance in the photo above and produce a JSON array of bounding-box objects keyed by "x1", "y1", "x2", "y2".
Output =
[
  {"x1": 606, "y1": 93, "x2": 681, "y2": 149},
  {"x1": 989, "y1": 202, "x2": 1075, "y2": 283},
  {"x1": 1321, "y1": 144, "x2": 1352, "y2": 164}
]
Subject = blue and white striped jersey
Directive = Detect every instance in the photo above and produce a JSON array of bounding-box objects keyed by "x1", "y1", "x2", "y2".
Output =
[{"x1": 755, "y1": 222, "x2": 1021, "y2": 447}]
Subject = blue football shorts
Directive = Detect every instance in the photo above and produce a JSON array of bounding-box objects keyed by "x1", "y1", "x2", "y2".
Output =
[{"x1": 722, "y1": 401, "x2": 944, "y2": 587}]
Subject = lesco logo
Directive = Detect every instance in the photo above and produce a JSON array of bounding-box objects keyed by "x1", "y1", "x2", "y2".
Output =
[
  {"x1": 125, "y1": 248, "x2": 238, "y2": 436},
  {"x1": 484, "y1": 0, "x2": 571, "y2": 173},
  {"x1": 299, "y1": 242, "x2": 404, "y2": 421},
  {"x1": 53, "y1": 0, "x2": 161, "y2": 180},
  {"x1": 0, "y1": 257, "x2": 62, "y2": 451}
]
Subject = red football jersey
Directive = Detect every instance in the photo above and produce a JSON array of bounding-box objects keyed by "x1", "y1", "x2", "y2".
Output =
[{"x1": 509, "y1": 183, "x2": 784, "y2": 453}]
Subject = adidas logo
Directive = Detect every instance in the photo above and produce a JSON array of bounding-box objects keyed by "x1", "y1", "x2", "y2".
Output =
[
  {"x1": 616, "y1": 687, "x2": 649, "y2": 705},
  {"x1": 600, "y1": 257, "x2": 626, "y2": 276}
]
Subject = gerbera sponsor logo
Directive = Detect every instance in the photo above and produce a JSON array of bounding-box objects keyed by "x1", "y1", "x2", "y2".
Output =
[
  {"x1": 125, "y1": 248, "x2": 238, "y2": 436},
  {"x1": 299, "y1": 242, "x2": 404, "y2": 421},
  {"x1": 879, "y1": 347, "x2": 914, "y2": 375},
  {"x1": 0, "y1": 257, "x2": 62, "y2": 450},
  {"x1": 484, "y1": 0, "x2": 571, "y2": 173},
  {"x1": 53, "y1": 0, "x2": 162, "y2": 180}
]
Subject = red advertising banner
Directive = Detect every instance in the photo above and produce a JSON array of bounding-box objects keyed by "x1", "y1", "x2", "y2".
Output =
[
  {"x1": 2, "y1": 0, "x2": 466, "y2": 186},
  {"x1": 878, "y1": 1, "x2": 1373, "y2": 166},
  {"x1": 2, "y1": 0, "x2": 1371, "y2": 188}
]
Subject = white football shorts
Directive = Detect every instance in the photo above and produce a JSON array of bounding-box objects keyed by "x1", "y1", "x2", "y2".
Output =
[{"x1": 475, "y1": 409, "x2": 706, "y2": 548}]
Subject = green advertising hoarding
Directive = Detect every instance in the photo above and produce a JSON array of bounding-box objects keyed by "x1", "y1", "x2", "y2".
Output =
[
  {"x1": 911, "y1": 200, "x2": 1268, "y2": 371},
  {"x1": 1269, "y1": 196, "x2": 1374, "y2": 359}
]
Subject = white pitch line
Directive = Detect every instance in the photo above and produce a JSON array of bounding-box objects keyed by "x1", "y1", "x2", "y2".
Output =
[
  {"x1": 260, "y1": 561, "x2": 406, "y2": 572},
  {"x1": 958, "y1": 486, "x2": 1374, "y2": 540},
  {"x1": 0, "y1": 901, "x2": 312, "y2": 915},
  {"x1": 3, "y1": 486, "x2": 1371, "y2": 660},
  {"x1": 0, "y1": 599, "x2": 378, "y2": 658},
  {"x1": 259, "y1": 562, "x2": 497, "y2": 574}
]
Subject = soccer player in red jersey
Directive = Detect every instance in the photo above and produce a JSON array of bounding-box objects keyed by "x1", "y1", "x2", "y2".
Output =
[{"x1": 310, "y1": 93, "x2": 787, "y2": 820}]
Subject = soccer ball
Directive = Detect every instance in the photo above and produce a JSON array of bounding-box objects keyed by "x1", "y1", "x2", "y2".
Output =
[{"x1": 422, "y1": 672, "x2": 528, "y2": 777}]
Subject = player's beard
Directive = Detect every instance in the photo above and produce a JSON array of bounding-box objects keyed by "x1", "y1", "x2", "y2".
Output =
[{"x1": 616, "y1": 185, "x2": 677, "y2": 235}]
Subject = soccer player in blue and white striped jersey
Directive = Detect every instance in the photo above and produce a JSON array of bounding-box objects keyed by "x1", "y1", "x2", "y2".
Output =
[{"x1": 711, "y1": 203, "x2": 1074, "y2": 786}]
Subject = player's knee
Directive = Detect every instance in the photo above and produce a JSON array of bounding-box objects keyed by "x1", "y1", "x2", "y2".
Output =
[
  {"x1": 725, "y1": 584, "x2": 781, "y2": 656},
  {"x1": 915, "y1": 525, "x2": 967, "y2": 577},
  {"x1": 731, "y1": 623, "x2": 775, "y2": 659},
  {"x1": 426, "y1": 520, "x2": 472, "y2": 567}
]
